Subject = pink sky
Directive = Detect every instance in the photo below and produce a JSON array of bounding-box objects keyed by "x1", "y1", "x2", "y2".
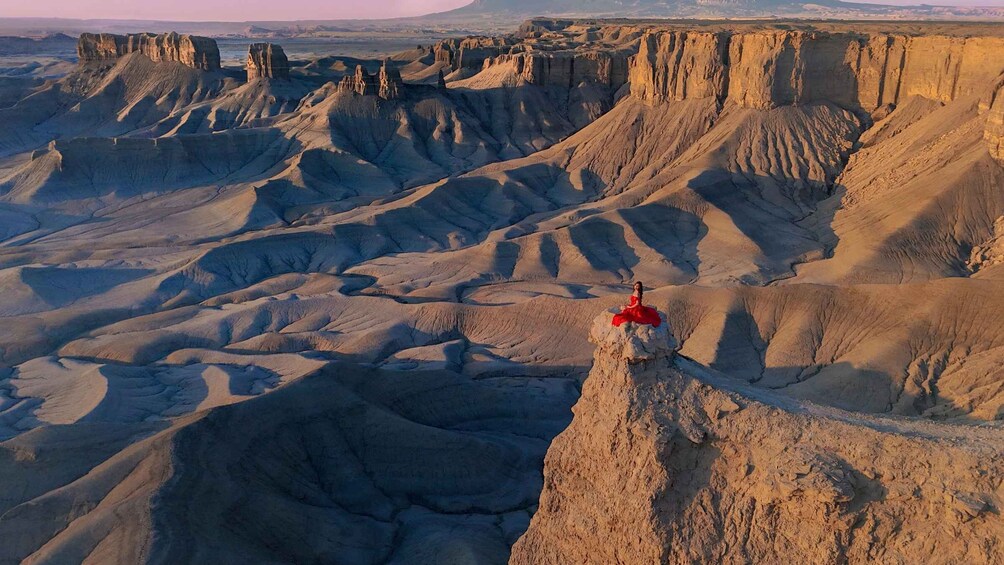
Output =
[
  {"x1": 1, "y1": 0, "x2": 474, "y2": 21},
  {"x1": 3, "y1": 0, "x2": 1003, "y2": 20}
]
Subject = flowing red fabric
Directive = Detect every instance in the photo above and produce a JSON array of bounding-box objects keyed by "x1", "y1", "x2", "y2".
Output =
[{"x1": 612, "y1": 295, "x2": 661, "y2": 327}]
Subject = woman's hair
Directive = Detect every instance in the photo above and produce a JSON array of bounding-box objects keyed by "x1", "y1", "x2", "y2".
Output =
[{"x1": 634, "y1": 281, "x2": 643, "y2": 300}]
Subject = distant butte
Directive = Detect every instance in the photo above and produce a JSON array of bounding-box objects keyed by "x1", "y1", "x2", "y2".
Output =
[
  {"x1": 76, "y1": 32, "x2": 221, "y2": 71},
  {"x1": 336, "y1": 61, "x2": 404, "y2": 100},
  {"x1": 247, "y1": 43, "x2": 290, "y2": 80}
]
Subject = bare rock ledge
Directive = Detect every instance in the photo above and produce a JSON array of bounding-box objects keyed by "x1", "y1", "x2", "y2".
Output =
[{"x1": 511, "y1": 310, "x2": 1004, "y2": 564}]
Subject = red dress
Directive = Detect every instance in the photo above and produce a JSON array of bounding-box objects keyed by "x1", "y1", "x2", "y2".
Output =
[{"x1": 612, "y1": 295, "x2": 661, "y2": 327}]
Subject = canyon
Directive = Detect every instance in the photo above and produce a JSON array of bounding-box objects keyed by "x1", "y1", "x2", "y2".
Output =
[{"x1": 0, "y1": 16, "x2": 1003, "y2": 564}]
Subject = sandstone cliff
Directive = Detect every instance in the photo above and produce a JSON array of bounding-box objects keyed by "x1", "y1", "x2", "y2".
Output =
[
  {"x1": 246, "y1": 42, "x2": 289, "y2": 80},
  {"x1": 986, "y1": 78, "x2": 1004, "y2": 163},
  {"x1": 453, "y1": 22, "x2": 1004, "y2": 133},
  {"x1": 77, "y1": 32, "x2": 221, "y2": 71},
  {"x1": 628, "y1": 31, "x2": 729, "y2": 103},
  {"x1": 628, "y1": 30, "x2": 1004, "y2": 113},
  {"x1": 336, "y1": 62, "x2": 403, "y2": 100},
  {"x1": 511, "y1": 311, "x2": 1004, "y2": 564},
  {"x1": 434, "y1": 37, "x2": 517, "y2": 72},
  {"x1": 485, "y1": 51, "x2": 629, "y2": 90}
]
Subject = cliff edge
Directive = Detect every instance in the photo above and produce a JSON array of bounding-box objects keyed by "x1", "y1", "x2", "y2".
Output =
[
  {"x1": 627, "y1": 30, "x2": 1004, "y2": 113},
  {"x1": 511, "y1": 310, "x2": 1004, "y2": 564}
]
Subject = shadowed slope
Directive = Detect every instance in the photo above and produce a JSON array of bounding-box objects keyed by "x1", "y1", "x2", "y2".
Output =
[
  {"x1": 0, "y1": 364, "x2": 577, "y2": 565},
  {"x1": 0, "y1": 54, "x2": 237, "y2": 157},
  {"x1": 795, "y1": 95, "x2": 1004, "y2": 283}
]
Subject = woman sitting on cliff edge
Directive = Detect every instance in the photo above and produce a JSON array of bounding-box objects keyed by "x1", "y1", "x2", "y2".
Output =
[{"x1": 612, "y1": 281, "x2": 661, "y2": 328}]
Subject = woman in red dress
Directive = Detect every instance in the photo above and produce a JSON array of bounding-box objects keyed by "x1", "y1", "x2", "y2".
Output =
[{"x1": 612, "y1": 281, "x2": 661, "y2": 327}]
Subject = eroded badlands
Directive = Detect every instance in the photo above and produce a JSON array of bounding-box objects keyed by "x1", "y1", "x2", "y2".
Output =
[{"x1": 1, "y1": 19, "x2": 1004, "y2": 564}]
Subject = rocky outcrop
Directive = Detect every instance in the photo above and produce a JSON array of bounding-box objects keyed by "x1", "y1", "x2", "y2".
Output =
[
  {"x1": 338, "y1": 65, "x2": 377, "y2": 96},
  {"x1": 433, "y1": 41, "x2": 455, "y2": 68},
  {"x1": 246, "y1": 43, "x2": 289, "y2": 80},
  {"x1": 518, "y1": 19, "x2": 575, "y2": 38},
  {"x1": 986, "y1": 79, "x2": 1004, "y2": 163},
  {"x1": 433, "y1": 37, "x2": 516, "y2": 71},
  {"x1": 336, "y1": 62, "x2": 403, "y2": 100},
  {"x1": 628, "y1": 31, "x2": 729, "y2": 103},
  {"x1": 485, "y1": 51, "x2": 629, "y2": 89},
  {"x1": 457, "y1": 24, "x2": 1004, "y2": 115},
  {"x1": 378, "y1": 63, "x2": 402, "y2": 100},
  {"x1": 628, "y1": 30, "x2": 1004, "y2": 113},
  {"x1": 77, "y1": 32, "x2": 220, "y2": 71},
  {"x1": 968, "y1": 216, "x2": 1004, "y2": 273},
  {"x1": 511, "y1": 310, "x2": 1004, "y2": 564}
]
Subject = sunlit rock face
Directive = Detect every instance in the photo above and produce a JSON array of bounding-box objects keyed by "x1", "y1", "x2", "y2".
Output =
[
  {"x1": 77, "y1": 32, "x2": 221, "y2": 71},
  {"x1": 246, "y1": 43, "x2": 290, "y2": 80},
  {"x1": 482, "y1": 51, "x2": 630, "y2": 90},
  {"x1": 628, "y1": 29, "x2": 1004, "y2": 113},
  {"x1": 434, "y1": 36, "x2": 516, "y2": 72},
  {"x1": 987, "y1": 81, "x2": 1004, "y2": 163}
]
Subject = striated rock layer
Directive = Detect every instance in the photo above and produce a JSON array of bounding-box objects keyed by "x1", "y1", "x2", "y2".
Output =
[
  {"x1": 446, "y1": 22, "x2": 1004, "y2": 123},
  {"x1": 434, "y1": 37, "x2": 516, "y2": 71},
  {"x1": 987, "y1": 78, "x2": 1004, "y2": 163},
  {"x1": 628, "y1": 30, "x2": 1004, "y2": 113},
  {"x1": 246, "y1": 42, "x2": 289, "y2": 80},
  {"x1": 77, "y1": 32, "x2": 221, "y2": 71},
  {"x1": 511, "y1": 311, "x2": 1004, "y2": 564},
  {"x1": 485, "y1": 51, "x2": 630, "y2": 90}
]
